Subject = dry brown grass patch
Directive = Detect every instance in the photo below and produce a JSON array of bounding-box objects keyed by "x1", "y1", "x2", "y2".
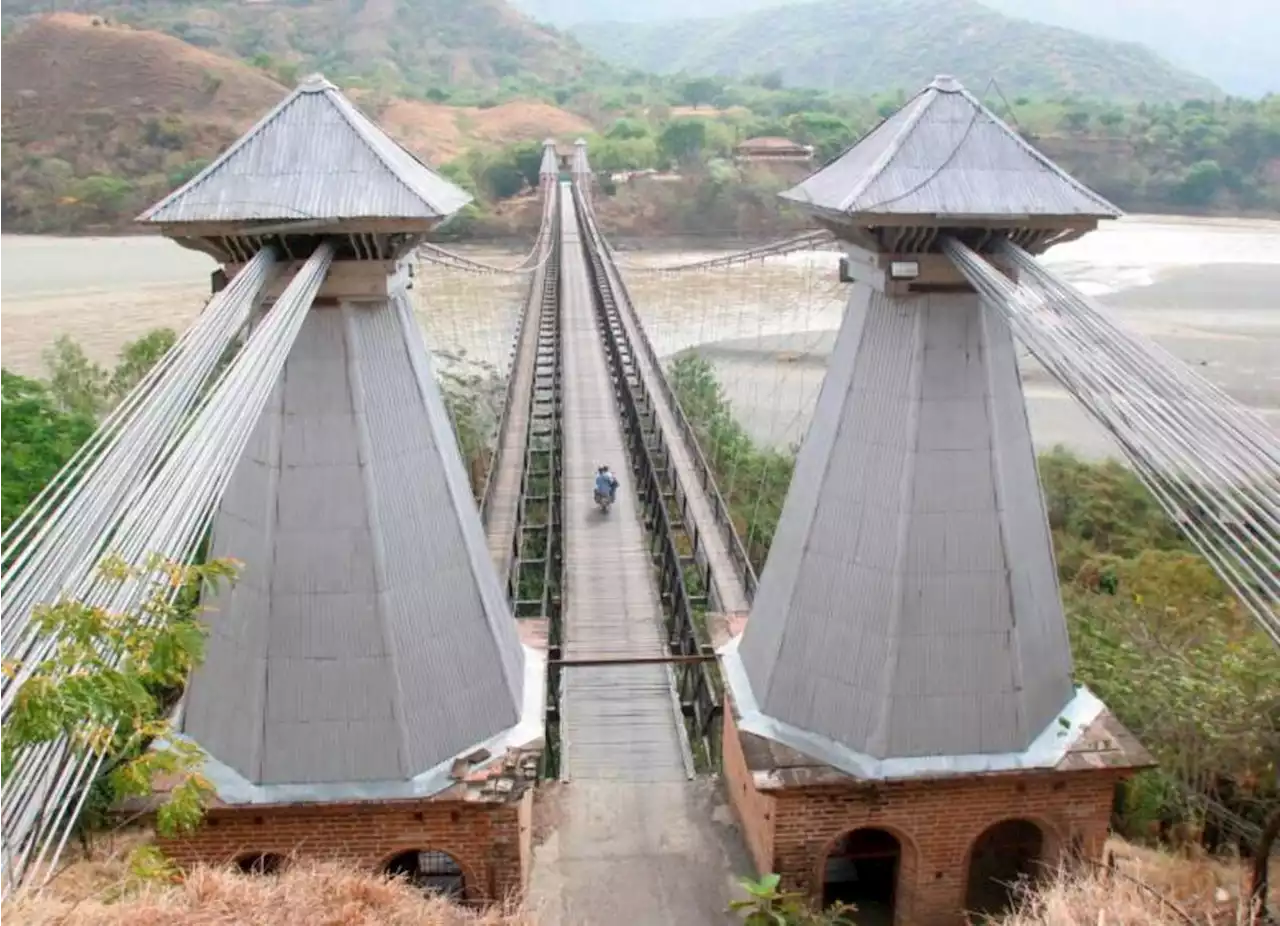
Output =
[{"x1": 3, "y1": 860, "x2": 533, "y2": 926}]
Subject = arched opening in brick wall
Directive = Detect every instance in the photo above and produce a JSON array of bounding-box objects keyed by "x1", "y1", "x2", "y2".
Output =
[
  {"x1": 821, "y1": 828, "x2": 901, "y2": 926},
  {"x1": 963, "y1": 818, "x2": 1045, "y2": 917},
  {"x1": 383, "y1": 848, "x2": 466, "y2": 900},
  {"x1": 234, "y1": 852, "x2": 285, "y2": 875}
]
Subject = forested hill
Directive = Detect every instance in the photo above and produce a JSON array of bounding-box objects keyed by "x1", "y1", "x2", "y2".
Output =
[
  {"x1": 977, "y1": 0, "x2": 1276, "y2": 98},
  {"x1": 569, "y1": 0, "x2": 1221, "y2": 102},
  {"x1": 0, "y1": 0, "x2": 611, "y2": 94}
]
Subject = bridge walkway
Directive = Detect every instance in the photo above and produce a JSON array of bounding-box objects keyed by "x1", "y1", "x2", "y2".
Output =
[
  {"x1": 597, "y1": 240, "x2": 753, "y2": 615},
  {"x1": 482, "y1": 232, "x2": 551, "y2": 579},
  {"x1": 557, "y1": 184, "x2": 688, "y2": 781},
  {"x1": 528, "y1": 182, "x2": 743, "y2": 926}
]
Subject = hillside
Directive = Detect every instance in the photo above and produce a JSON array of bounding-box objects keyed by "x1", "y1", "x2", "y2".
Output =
[
  {"x1": 1, "y1": 13, "x2": 284, "y2": 136},
  {"x1": 979, "y1": 0, "x2": 1277, "y2": 98},
  {"x1": 517, "y1": 0, "x2": 1274, "y2": 99},
  {"x1": 1, "y1": 14, "x2": 286, "y2": 231},
  {"x1": 0, "y1": 0, "x2": 609, "y2": 98},
  {"x1": 0, "y1": 14, "x2": 595, "y2": 232},
  {"x1": 378, "y1": 98, "x2": 591, "y2": 163},
  {"x1": 569, "y1": 0, "x2": 1222, "y2": 102}
]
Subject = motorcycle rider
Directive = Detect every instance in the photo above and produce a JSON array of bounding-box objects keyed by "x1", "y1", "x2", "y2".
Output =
[{"x1": 594, "y1": 464, "x2": 618, "y2": 504}]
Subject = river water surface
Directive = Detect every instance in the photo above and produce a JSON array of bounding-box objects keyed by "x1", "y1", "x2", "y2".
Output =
[{"x1": 3, "y1": 215, "x2": 1278, "y2": 461}]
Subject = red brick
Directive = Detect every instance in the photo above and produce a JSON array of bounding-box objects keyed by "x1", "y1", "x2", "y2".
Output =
[
  {"x1": 156, "y1": 792, "x2": 533, "y2": 905},
  {"x1": 721, "y1": 710, "x2": 1128, "y2": 925}
]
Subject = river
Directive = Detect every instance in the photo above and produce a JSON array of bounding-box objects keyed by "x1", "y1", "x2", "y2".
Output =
[{"x1": 3, "y1": 215, "x2": 1279, "y2": 461}]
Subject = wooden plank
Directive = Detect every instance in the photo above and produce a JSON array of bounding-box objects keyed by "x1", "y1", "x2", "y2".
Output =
[
  {"x1": 483, "y1": 259, "x2": 547, "y2": 577},
  {"x1": 604, "y1": 257, "x2": 753, "y2": 615},
  {"x1": 557, "y1": 190, "x2": 688, "y2": 783}
]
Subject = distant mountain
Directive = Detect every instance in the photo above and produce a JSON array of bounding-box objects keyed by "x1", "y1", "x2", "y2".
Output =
[
  {"x1": 0, "y1": 0, "x2": 609, "y2": 93},
  {"x1": 569, "y1": 0, "x2": 1221, "y2": 102},
  {"x1": 519, "y1": 0, "x2": 1272, "y2": 99},
  {"x1": 977, "y1": 0, "x2": 1276, "y2": 98},
  {"x1": 514, "y1": 0, "x2": 783, "y2": 25}
]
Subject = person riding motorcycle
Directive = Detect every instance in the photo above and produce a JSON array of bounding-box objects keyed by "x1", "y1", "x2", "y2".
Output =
[{"x1": 594, "y1": 465, "x2": 618, "y2": 505}]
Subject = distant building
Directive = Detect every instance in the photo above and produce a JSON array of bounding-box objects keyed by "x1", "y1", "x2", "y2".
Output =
[{"x1": 734, "y1": 136, "x2": 814, "y2": 163}]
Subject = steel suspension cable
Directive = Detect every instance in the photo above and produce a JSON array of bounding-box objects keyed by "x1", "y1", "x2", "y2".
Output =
[
  {"x1": 1, "y1": 245, "x2": 334, "y2": 897},
  {"x1": 944, "y1": 237, "x2": 1279, "y2": 646}
]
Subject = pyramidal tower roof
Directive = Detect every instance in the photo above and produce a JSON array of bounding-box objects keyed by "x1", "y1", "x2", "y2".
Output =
[
  {"x1": 138, "y1": 74, "x2": 472, "y2": 227},
  {"x1": 781, "y1": 75, "x2": 1120, "y2": 220},
  {"x1": 180, "y1": 292, "x2": 536, "y2": 801}
]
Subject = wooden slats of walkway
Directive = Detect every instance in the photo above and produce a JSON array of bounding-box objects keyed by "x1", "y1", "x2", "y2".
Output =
[
  {"x1": 601, "y1": 257, "x2": 753, "y2": 615},
  {"x1": 557, "y1": 185, "x2": 690, "y2": 782},
  {"x1": 483, "y1": 246, "x2": 548, "y2": 578}
]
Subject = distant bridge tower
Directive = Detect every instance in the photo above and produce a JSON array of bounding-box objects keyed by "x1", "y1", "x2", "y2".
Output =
[
  {"x1": 540, "y1": 136, "x2": 560, "y2": 184},
  {"x1": 717, "y1": 76, "x2": 1151, "y2": 924},
  {"x1": 571, "y1": 137, "x2": 590, "y2": 178},
  {"x1": 136, "y1": 74, "x2": 544, "y2": 901},
  {"x1": 571, "y1": 137, "x2": 591, "y2": 204}
]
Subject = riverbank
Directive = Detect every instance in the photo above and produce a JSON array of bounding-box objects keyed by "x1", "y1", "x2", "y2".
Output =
[{"x1": 4, "y1": 216, "x2": 1279, "y2": 464}]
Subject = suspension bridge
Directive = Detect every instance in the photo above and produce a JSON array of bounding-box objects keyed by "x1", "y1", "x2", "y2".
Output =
[{"x1": 2, "y1": 73, "x2": 1276, "y2": 924}]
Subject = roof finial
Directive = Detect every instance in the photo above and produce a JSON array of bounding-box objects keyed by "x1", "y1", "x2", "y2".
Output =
[{"x1": 298, "y1": 72, "x2": 335, "y2": 92}]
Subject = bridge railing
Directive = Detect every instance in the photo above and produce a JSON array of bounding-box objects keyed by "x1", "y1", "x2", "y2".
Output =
[
  {"x1": 583, "y1": 207, "x2": 759, "y2": 608},
  {"x1": 573, "y1": 186, "x2": 723, "y2": 764},
  {"x1": 478, "y1": 179, "x2": 557, "y2": 523}
]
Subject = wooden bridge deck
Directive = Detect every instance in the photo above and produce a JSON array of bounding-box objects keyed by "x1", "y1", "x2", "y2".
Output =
[
  {"x1": 557, "y1": 186, "x2": 690, "y2": 782},
  {"x1": 483, "y1": 248, "x2": 548, "y2": 579},
  {"x1": 601, "y1": 257, "x2": 753, "y2": 615}
]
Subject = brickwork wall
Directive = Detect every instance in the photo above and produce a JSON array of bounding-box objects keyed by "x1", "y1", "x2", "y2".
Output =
[
  {"x1": 722, "y1": 714, "x2": 1123, "y2": 926},
  {"x1": 722, "y1": 706, "x2": 777, "y2": 874},
  {"x1": 157, "y1": 798, "x2": 525, "y2": 904}
]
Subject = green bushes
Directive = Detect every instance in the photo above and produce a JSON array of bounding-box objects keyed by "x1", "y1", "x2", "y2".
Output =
[{"x1": 668, "y1": 352, "x2": 1278, "y2": 845}]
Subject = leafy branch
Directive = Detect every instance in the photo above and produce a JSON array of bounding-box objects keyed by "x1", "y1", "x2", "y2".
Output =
[{"x1": 3, "y1": 554, "x2": 240, "y2": 837}]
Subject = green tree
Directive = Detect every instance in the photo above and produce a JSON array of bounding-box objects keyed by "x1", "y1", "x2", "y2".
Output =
[
  {"x1": 659, "y1": 119, "x2": 710, "y2": 165},
  {"x1": 507, "y1": 140, "x2": 546, "y2": 191},
  {"x1": 2, "y1": 554, "x2": 240, "y2": 839},
  {"x1": 42, "y1": 335, "x2": 110, "y2": 418},
  {"x1": 1174, "y1": 159, "x2": 1225, "y2": 206},
  {"x1": 481, "y1": 161, "x2": 525, "y2": 199},
  {"x1": 606, "y1": 117, "x2": 651, "y2": 140},
  {"x1": 592, "y1": 137, "x2": 660, "y2": 173},
  {"x1": 679, "y1": 77, "x2": 723, "y2": 109},
  {"x1": 437, "y1": 359, "x2": 505, "y2": 497},
  {"x1": 109, "y1": 328, "x2": 177, "y2": 400},
  {"x1": 1061, "y1": 109, "x2": 1091, "y2": 133},
  {"x1": 43, "y1": 329, "x2": 178, "y2": 419},
  {"x1": 0, "y1": 371, "x2": 96, "y2": 531},
  {"x1": 786, "y1": 111, "x2": 855, "y2": 162}
]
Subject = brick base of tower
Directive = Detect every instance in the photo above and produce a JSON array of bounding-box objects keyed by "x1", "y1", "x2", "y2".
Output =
[
  {"x1": 722, "y1": 706, "x2": 1147, "y2": 925},
  {"x1": 155, "y1": 793, "x2": 532, "y2": 905}
]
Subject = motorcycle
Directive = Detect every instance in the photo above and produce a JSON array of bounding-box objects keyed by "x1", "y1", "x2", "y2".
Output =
[{"x1": 594, "y1": 488, "x2": 614, "y2": 514}]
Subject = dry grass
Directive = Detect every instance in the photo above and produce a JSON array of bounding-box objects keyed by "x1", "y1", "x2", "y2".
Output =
[
  {"x1": 998, "y1": 838, "x2": 1274, "y2": 926},
  {"x1": 1, "y1": 14, "x2": 284, "y2": 140},
  {"x1": 1000, "y1": 867, "x2": 1254, "y2": 926},
  {"x1": 379, "y1": 99, "x2": 592, "y2": 162},
  {"x1": 5, "y1": 830, "x2": 1271, "y2": 926},
  {"x1": 3, "y1": 861, "x2": 533, "y2": 926}
]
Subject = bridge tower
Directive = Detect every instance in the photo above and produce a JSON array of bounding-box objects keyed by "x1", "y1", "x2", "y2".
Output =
[
  {"x1": 716, "y1": 76, "x2": 1151, "y2": 924},
  {"x1": 540, "y1": 136, "x2": 560, "y2": 183},
  {"x1": 136, "y1": 75, "x2": 544, "y2": 901}
]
